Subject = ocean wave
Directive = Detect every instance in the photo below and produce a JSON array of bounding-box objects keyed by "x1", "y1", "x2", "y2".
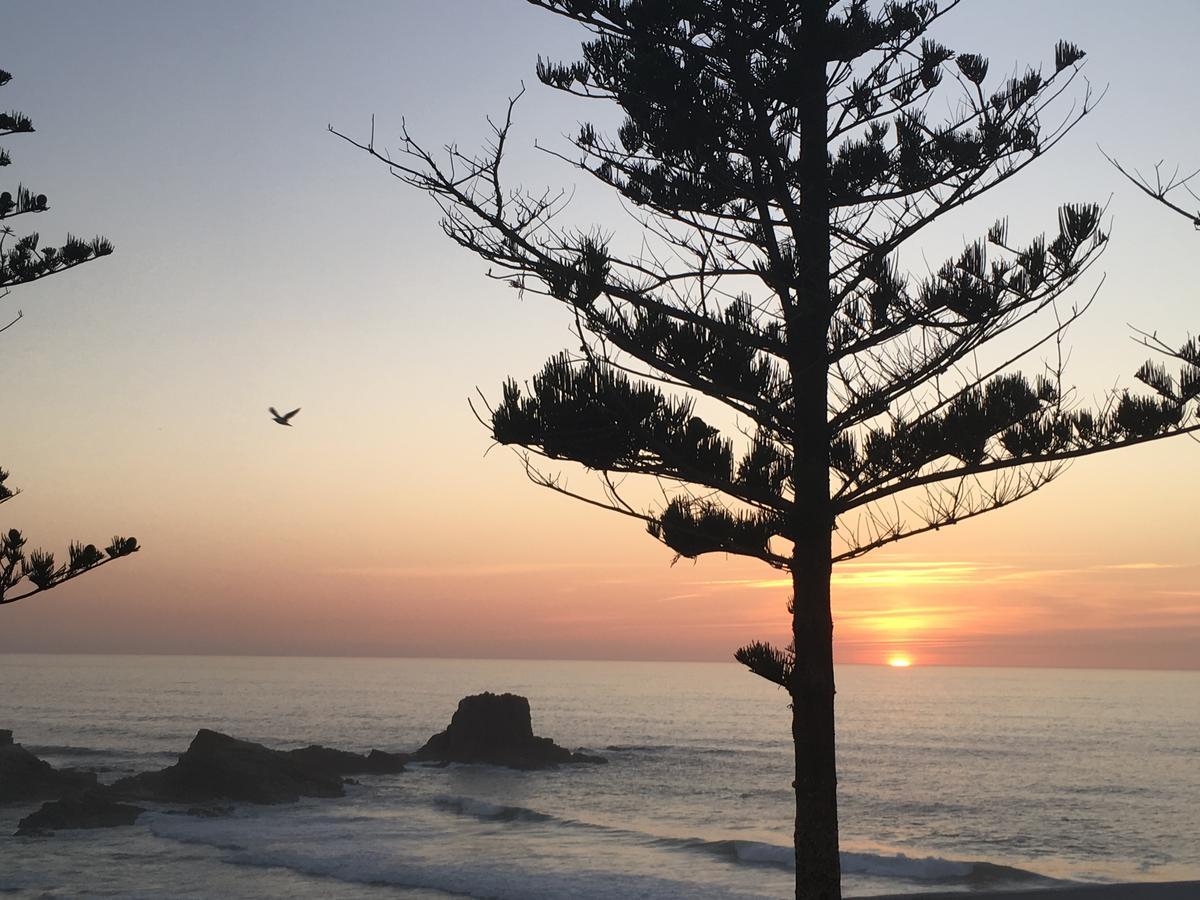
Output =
[
  {"x1": 654, "y1": 837, "x2": 794, "y2": 870},
  {"x1": 142, "y1": 811, "x2": 772, "y2": 900},
  {"x1": 432, "y1": 795, "x2": 555, "y2": 823},
  {"x1": 430, "y1": 794, "x2": 1056, "y2": 886},
  {"x1": 28, "y1": 744, "x2": 178, "y2": 761},
  {"x1": 842, "y1": 850, "x2": 1058, "y2": 886},
  {"x1": 604, "y1": 743, "x2": 772, "y2": 757},
  {"x1": 140, "y1": 800, "x2": 1066, "y2": 899},
  {"x1": 27, "y1": 744, "x2": 117, "y2": 757},
  {"x1": 676, "y1": 839, "x2": 1058, "y2": 885}
]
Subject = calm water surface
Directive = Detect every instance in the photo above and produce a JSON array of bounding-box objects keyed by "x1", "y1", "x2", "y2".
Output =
[{"x1": 0, "y1": 655, "x2": 1196, "y2": 898}]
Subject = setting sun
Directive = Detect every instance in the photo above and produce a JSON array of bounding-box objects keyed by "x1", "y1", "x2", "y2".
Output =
[{"x1": 887, "y1": 656, "x2": 914, "y2": 668}]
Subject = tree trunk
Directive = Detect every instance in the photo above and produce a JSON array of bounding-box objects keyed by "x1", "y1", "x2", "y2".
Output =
[
  {"x1": 790, "y1": 1, "x2": 838, "y2": 897},
  {"x1": 790, "y1": 545, "x2": 840, "y2": 899}
]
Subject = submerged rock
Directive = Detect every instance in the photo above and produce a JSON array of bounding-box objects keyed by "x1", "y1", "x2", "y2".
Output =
[
  {"x1": 415, "y1": 692, "x2": 606, "y2": 769},
  {"x1": 0, "y1": 733, "x2": 98, "y2": 804},
  {"x1": 15, "y1": 791, "x2": 143, "y2": 836}
]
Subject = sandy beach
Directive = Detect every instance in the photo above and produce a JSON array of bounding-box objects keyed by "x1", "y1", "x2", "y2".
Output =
[{"x1": 869, "y1": 882, "x2": 1200, "y2": 899}]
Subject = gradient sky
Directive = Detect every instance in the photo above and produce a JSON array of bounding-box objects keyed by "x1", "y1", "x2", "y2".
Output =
[{"x1": 1, "y1": 1, "x2": 1197, "y2": 668}]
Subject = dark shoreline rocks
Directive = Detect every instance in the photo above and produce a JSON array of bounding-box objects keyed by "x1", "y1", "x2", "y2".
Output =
[
  {"x1": 109, "y1": 728, "x2": 409, "y2": 805},
  {"x1": 15, "y1": 791, "x2": 144, "y2": 836},
  {"x1": 0, "y1": 734, "x2": 98, "y2": 804},
  {"x1": 289, "y1": 744, "x2": 410, "y2": 777},
  {"x1": 9, "y1": 691, "x2": 600, "y2": 836},
  {"x1": 414, "y1": 692, "x2": 606, "y2": 769},
  {"x1": 11, "y1": 728, "x2": 410, "y2": 836}
]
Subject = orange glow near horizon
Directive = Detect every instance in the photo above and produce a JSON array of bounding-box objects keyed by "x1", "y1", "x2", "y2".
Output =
[{"x1": 887, "y1": 655, "x2": 914, "y2": 668}]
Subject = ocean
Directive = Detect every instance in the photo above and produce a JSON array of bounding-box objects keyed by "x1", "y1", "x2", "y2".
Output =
[{"x1": 1, "y1": 655, "x2": 1197, "y2": 898}]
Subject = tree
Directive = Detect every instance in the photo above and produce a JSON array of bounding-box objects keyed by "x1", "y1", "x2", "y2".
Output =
[
  {"x1": 1099, "y1": 153, "x2": 1200, "y2": 429},
  {"x1": 335, "y1": 3, "x2": 1199, "y2": 896},
  {"x1": 1104, "y1": 152, "x2": 1200, "y2": 230},
  {"x1": 1, "y1": 68, "x2": 138, "y2": 606}
]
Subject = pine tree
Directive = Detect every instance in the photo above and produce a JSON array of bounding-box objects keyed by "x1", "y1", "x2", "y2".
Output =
[
  {"x1": 1, "y1": 68, "x2": 138, "y2": 606},
  {"x1": 1103, "y1": 153, "x2": 1200, "y2": 393},
  {"x1": 336, "y1": 3, "x2": 1199, "y2": 896}
]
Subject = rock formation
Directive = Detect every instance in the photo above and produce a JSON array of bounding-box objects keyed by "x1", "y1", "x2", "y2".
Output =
[
  {"x1": 15, "y1": 791, "x2": 143, "y2": 836},
  {"x1": 0, "y1": 731, "x2": 97, "y2": 803},
  {"x1": 109, "y1": 729, "x2": 406, "y2": 805},
  {"x1": 288, "y1": 744, "x2": 409, "y2": 776},
  {"x1": 11, "y1": 692, "x2": 601, "y2": 837},
  {"x1": 415, "y1": 692, "x2": 606, "y2": 769}
]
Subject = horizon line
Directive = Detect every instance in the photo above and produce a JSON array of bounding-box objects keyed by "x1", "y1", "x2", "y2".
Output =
[{"x1": 0, "y1": 650, "x2": 1196, "y2": 674}]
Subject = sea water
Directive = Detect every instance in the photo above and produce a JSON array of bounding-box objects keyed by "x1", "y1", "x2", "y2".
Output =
[{"x1": 0, "y1": 655, "x2": 1196, "y2": 898}]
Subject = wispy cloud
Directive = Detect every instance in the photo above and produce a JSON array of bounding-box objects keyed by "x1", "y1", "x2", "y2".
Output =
[
  {"x1": 701, "y1": 561, "x2": 1010, "y2": 591},
  {"x1": 318, "y1": 561, "x2": 628, "y2": 579},
  {"x1": 698, "y1": 558, "x2": 1197, "y2": 594},
  {"x1": 1099, "y1": 562, "x2": 1187, "y2": 571}
]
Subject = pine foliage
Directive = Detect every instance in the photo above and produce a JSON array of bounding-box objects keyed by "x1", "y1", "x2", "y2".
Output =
[
  {"x1": 336, "y1": 1, "x2": 1196, "y2": 576},
  {"x1": 0, "y1": 68, "x2": 135, "y2": 607},
  {"x1": 336, "y1": 5, "x2": 1197, "y2": 895}
]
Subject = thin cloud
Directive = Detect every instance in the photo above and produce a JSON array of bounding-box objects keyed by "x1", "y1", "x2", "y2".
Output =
[
  {"x1": 320, "y1": 561, "x2": 621, "y2": 579},
  {"x1": 1099, "y1": 562, "x2": 1188, "y2": 571},
  {"x1": 701, "y1": 557, "x2": 1195, "y2": 593}
]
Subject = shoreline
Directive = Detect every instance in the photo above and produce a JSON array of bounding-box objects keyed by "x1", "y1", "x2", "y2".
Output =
[{"x1": 865, "y1": 882, "x2": 1200, "y2": 899}]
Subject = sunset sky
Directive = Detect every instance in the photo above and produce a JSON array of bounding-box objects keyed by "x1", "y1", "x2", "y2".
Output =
[{"x1": 1, "y1": 0, "x2": 1197, "y2": 669}]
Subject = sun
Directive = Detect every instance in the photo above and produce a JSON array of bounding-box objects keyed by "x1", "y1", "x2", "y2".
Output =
[{"x1": 887, "y1": 655, "x2": 913, "y2": 668}]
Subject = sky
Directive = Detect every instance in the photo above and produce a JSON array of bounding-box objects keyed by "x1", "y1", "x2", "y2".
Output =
[{"x1": 0, "y1": 0, "x2": 1197, "y2": 669}]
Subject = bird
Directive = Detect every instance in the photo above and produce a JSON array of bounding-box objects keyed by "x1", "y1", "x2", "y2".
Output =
[{"x1": 269, "y1": 406, "x2": 301, "y2": 426}]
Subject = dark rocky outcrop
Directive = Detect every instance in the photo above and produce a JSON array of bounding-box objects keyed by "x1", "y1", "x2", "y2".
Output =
[
  {"x1": 0, "y1": 733, "x2": 98, "y2": 804},
  {"x1": 415, "y1": 692, "x2": 606, "y2": 769},
  {"x1": 288, "y1": 744, "x2": 409, "y2": 776},
  {"x1": 10, "y1": 693, "x2": 601, "y2": 836},
  {"x1": 15, "y1": 791, "x2": 143, "y2": 836},
  {"x1": 182, "y1": 805, "x2": 234, "y2": 818},
  {"x1": 109, "y1": 729, "x2": 347, "y2": 805},
  {"x1": 108, "y1": 729, "x2": 409, "y2": 806}
]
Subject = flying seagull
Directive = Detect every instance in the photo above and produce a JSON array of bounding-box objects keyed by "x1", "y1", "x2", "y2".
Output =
[{"x1": 269, "y1": 406, "x2": 301, "y2": 426}]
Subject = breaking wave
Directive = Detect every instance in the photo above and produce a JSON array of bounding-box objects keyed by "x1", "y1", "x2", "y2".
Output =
[{"x1": 430, "y1": 793, "x2": 1058, "y2": 886}]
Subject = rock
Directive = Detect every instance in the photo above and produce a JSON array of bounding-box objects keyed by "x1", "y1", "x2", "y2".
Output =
[
  {"x1": 15, "y1": 791, "x2": 143, "y2": 836},
  {"x1": 8, "y1": 728, "x2": 414, "y2": 836},
  {"x1": 287, "y1": 744, "x2": 409, "y2": 776},
  {"x1": 182, "y1": 805, "x2": 233, "y2": 818},
  {"x1": 0, "y1": 736, "x2": 98, "y2": 804},
  {"x1": 366, "y1": 748, "x2": 410, "y2": 771},
  {"x1": 109, "y1": 729, "x2": 345, "y2": 805},
  {"x1": 415, "y1": 692, "x2": 606, "y2": 769}
]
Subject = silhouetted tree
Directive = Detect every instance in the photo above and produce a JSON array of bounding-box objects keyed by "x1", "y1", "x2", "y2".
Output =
[
  {"x1": 1, "y1": 68, "x2": 138, "y2": 606},
  {"x1": 1101, "y1": 153, "x2": 1200, "y2": 431},
  {"x1": 336, "y1": 3, "x2": 1200, "y2": 897},
  {"x1": 1105, "y1": 152, "x2": 1200, "y2": 230}
]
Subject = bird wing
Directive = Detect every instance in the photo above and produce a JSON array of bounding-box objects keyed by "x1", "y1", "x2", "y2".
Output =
[
  {"x1": 282, "y1": 407, "x2": 301, "y2": 421},
  {"x1": 269, "y1": 407, "x2": 281, "y2": 418}
]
